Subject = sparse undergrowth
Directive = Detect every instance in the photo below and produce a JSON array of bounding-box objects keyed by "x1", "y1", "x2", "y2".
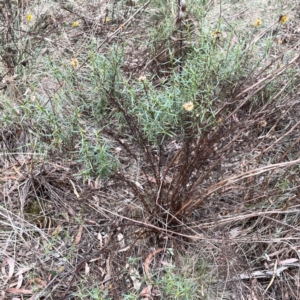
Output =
[{"x1": 1, "y1": 0, "x2": 300, "y2": 299}]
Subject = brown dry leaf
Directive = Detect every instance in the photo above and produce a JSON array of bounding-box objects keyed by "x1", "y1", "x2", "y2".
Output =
[
  {"x1": 144, "y1": 248, "x2": 164, "y2": 279},
  {"x1": 52, "y1": 224, "x2": 62, "y2": 236},
  {"x1": 5, "y1": 288, "x2": 33, "y2": 295},
  {"x1": 24, "y1": 279, "x2": 34, "y2": 288},
  {"x1": 73, "y1": 225, "x2": 83, "y2": 245},
  {"x1": 34, "y1": 278, "x2": 47, "y2": 288},
  {"x1": 139, "y1": 285, "x2": 152, "y2": 298},
  {"x1": 151, "y1": 286, "x2": 161, "y2": 297}
]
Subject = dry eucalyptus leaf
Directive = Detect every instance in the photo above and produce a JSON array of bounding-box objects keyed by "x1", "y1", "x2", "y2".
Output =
[
  {"x1": 144, "y1": 248, "x2": 164, "y2": 279},
  {"x1": 17, "y1": 274, "x2": 23, "y2": 289},
  {"x1": 7, "y1": 257, "x2": 15, "y2": 280},
  {"x1": 1, "y1": 257, "x2": 15, "y2": 283},
  {"x1": 73, "y1": 225, "x2": 83, "y2": 245},
  {"x1": 129, "y1": 267, "x2": 141, "y2": 291},
  {"x1": 279, "y1": 258, "x2": 298, "y2": 265},
  {"x1": 15, "y1": 267, "x2": 32, "y2": 276},
  {"x1": 5, "y1": 288, "x2": 33, "y2": 295},
  {"x1": 85, "y1": 263, "x2": 90, "y2": 275}
]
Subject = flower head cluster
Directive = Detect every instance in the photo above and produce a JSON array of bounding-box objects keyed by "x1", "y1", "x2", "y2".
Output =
[
  {"x1": 72, "y1": 21, "x2": 79, "y2": 27},
  {"x1": 138, "y1": 75, "x2": 146, "y2": 82},
  {"x1": 279, "y1": 14, "x2": 288, "y2": 24},
  {"x1": 211, "y1": 31, "x2": 222, "y2": 40},
  {"x1": 27, "y1": 14, "x2": 32, "y2": 22},
  {"x1": 182, "y1": 101, "x2": 194, "y2": 111},
  {"x1": 71, "y1": 58, "x2": 79, "y2": 69},
  {"x1": 254, "y1": 18, "x2": 262, "y2": 27}
]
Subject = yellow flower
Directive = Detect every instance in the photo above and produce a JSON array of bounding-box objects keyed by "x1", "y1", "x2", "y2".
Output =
[
  {"x1": 182, "y1": 101, "x2": 194, "y2": 111},
  {"x1": 71, "y1": 58, "x2": 79, "y2": 69},
  {"x1": 279, "y1": 14, "x2": 288, "y2": 24},
  {"x1": 72, "y1": 21, "x2": 79, "y2": 27},
  {"x1": 27, "y1": 14, "x2": 32, "y2": 22},
  {"x1": 105, "y1": 16, "x2": 109, "y2": 23},
  {"x1": 58, "y1": 266, "x2": 64, "y2": 272},
  {"x1": 254, "y1": 18, "x2": 262, "y2": 27}
]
